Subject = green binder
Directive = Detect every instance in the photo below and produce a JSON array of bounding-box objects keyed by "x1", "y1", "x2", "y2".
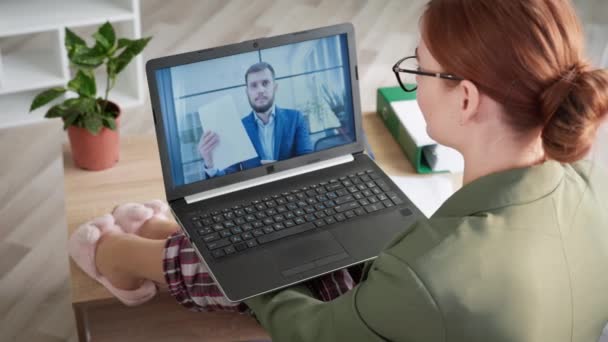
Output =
[{"x1": 376, "y1": 86, "x2": 446, "y2": 174}]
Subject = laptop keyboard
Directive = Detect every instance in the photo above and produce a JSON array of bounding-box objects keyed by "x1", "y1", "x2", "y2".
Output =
[{"x1": 189, "y1": 169, "x2": 405, "y2": 259}]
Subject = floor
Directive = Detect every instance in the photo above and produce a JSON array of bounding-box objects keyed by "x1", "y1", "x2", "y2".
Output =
[{"x1": 0, "y1": 1, "x2": 606, "y2": 341}]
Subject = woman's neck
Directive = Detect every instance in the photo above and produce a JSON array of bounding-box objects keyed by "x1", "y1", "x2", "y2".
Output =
[{"x1": 461, "y1": 133, "x2": 546, "y2": 186}]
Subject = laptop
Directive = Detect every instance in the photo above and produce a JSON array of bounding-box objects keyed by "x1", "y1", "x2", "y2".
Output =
[{"x1": 145, "y1": 23, "x2": 423, "y2": 302}]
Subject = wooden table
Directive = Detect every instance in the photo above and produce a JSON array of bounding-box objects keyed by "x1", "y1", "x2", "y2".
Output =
[{"x1": 64, "y1": 112, "x2": 461, "y2": 341}]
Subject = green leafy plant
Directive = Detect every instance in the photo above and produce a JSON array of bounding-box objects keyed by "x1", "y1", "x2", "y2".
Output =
[{"x1": 29, "y1": 22, "x2": 152, "y2": 134}]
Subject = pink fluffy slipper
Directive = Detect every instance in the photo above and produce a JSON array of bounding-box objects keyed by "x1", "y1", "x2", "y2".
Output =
[
  {"x1": 112, "y1": 199, "x2": 171, "y2": 234},
  {"x1": 68, "y1": 214, "x2": 157, "y2": 306}
]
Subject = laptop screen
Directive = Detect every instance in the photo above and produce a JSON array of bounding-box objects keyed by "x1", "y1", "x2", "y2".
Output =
[{"x1": 154, "y1": 33, "x2": 356, "y2": 187}]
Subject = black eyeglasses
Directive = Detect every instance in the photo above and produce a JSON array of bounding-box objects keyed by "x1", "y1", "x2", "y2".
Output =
[{"x1": 392, "y1": 55, "x2": 464, "y2": 92}]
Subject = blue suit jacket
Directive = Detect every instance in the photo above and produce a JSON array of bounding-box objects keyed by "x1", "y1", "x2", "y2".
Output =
[{"x1": 216, "y1": 106, "x2": 312, "y2": 176}]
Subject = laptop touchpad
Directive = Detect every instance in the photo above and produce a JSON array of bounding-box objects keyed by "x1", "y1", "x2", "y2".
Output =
[{"x1": 276, "y1": 231, "x2": 348, "y2": 278}]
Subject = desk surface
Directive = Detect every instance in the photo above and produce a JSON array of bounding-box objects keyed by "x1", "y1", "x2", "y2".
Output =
[{"x1": 64, "y1": 112, "x2": 462, "y2": 305}]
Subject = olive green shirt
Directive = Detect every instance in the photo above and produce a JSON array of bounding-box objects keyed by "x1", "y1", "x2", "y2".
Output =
[{"x1": 245, "y1": 160, "x2": 608, "y2": 341}]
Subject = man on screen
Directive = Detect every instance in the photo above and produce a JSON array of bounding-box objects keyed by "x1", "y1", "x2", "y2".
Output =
[{"x1": 199, "y1": 62, "x2": 313, "y2": 178}]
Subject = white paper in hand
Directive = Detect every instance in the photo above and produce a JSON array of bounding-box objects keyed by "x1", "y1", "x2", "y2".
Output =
[{"x1": 198, "y1": 96, "x2": 258, "y2": 170}]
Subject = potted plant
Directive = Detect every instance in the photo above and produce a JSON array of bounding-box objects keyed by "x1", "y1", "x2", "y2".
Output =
[{"x1": 29, "y1": 21, "x2": 152, "y2": 171}]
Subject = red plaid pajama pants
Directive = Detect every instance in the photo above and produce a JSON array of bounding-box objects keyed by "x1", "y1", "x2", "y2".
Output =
[{"x1": 163, "y1": 232, "x2": 360, "y2": 313}]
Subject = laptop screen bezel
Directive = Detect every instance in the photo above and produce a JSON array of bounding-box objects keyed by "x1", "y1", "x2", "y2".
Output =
[{"x1": 146, "y1": 23, "x2": 364, "y2": 202}]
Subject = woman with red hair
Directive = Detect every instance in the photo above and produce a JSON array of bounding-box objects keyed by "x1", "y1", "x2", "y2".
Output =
[{"x1": 69, "y1": 0, "x2": 608, "y2": 340}]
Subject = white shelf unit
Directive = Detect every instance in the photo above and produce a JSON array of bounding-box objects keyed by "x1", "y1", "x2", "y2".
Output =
[{"x1": 0, "y1": 0, "x2": 144, "y2": 128}]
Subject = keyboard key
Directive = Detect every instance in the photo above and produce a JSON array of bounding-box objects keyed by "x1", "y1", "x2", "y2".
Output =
[
  {"x1": 326, "y1": 183, "x2": 342, "y2": 192},
  {"x1": 364, "y1": 202, "x2": 385, "y2": 213},
  {"x1": 273, "y1": 223, "x2": 285, "y2": 230},
  {"x1": 208, "y1": 239, "x2": 230, "y2": 250},
  {"x1": 263, "y1": 226, "x2": 274, "y2": 234},
  {"x1": 230, "y1": 227, "x2": 243, "y2": 234},
  {"x1": 354, "y1": 207, "x2": 366, "y2": 216},
  {"x1": 255, "y1": 203, "x2": 267, "y2": 211},
  {"x1": 255, "y1": 212, "x2": 267, "y2": 220},
  {"x1": 324, "y1": 217, "x2": 336, "y2": 225},
  {"x1": 383, "y1": 200, "x2": 395, "y2": 208},
  {"x1": 375, "y1": 180, "x2": 392, "y2": 192},
  {"x1": 224, "y1": 246, "x2": 236, "y2": 255},
  {"x1": 213, "y1": 215, "x2": 223, "y2": 223},
  {"x1": 212, "y1": 249, "x2": 225, "y2": 258},
  {"x1": 253, "y1": 221, "x2": 263, "y2": 228},
  {"x1": 386, "y1": 192, "x2": 404, "y2": 205},
  {"x1": 344, "y1": 210, "x2": 356, "y2": 218},
  {"x1": 235, "y1": 217, "x2": 246, "y2": 225},
  {"x1": 335, "y1": 194, "x2": 355, "y2": 205},
  {"x1": 203, "y1": 233, "x2": 220, "y2": 242},
  {"x1": 296, "y1": 217, "x2": 308, "y2": 224},
  {"x1": 230, "y1": 235, "x2": 243, "y2": 243},
  {"x1": 335, "y1": 213, "x2": 346, "y2": 222},
  {"x1": 246, "y1": 239, "x2": 258, "y2": 248},
  {"x1": 223, "y1": 220, "x2": 235, "y2": 228},
  {"x1": 198, "y1": 227, "x2": 213, "y2": 235},
  {"x1": 253, "y1": 229, "x2": 264, "y2": 237},
  {"x1": 324, "y1": 208, "x2": 336, "y2": 216},
  {"x1": 242, "y1": 223, "x2": 253, "y2": 231},
  {"x1": 257, "y1": 222, "x2": 316, "y2": 244},
  {"x1": 234, "y1": 242, "x2": 248, "y2": 251},
  {"x1": 334, "y1": 201, "x2": 360, "y2": 213},
  {"x1": 284, "y1": 220, "x2": 295, "y2": 228},
  {"x1": 242, "y1": 232, "x2": 254, "y2": 240},
  {"x1": 314, "y1": 220, "x2": 326, "y2": 227},
  {"x1": 220, "y1": 230, "x2": 232, "y2": 238}
]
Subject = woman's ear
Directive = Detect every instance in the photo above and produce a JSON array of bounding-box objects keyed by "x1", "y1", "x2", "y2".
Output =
[{"x1": 458, "y1": 80, "x2": 480, "y2": 125}]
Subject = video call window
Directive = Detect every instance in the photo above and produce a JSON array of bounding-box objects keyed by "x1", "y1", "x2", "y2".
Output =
[{"x1": 155, "y1": 34, "x2": 355, "y2": 188}]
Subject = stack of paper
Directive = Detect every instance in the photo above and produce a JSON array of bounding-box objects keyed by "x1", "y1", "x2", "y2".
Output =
[{"x1": 389, "y1": 174, "x2": 456, "y2": 217}]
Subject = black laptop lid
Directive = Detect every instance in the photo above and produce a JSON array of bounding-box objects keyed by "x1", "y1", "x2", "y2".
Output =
[{"x1": 146, "y1": 23, "x2": 363, "y2": 201}]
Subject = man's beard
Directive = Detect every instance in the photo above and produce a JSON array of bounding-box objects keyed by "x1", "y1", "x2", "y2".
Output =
[{"x1": 249, "y1": 94, "x2": 275, "y2": 113}]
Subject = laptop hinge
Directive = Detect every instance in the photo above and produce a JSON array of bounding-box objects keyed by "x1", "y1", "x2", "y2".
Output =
[{"x1": 185, "y1": 154, "x2": 355, "y2": 204}]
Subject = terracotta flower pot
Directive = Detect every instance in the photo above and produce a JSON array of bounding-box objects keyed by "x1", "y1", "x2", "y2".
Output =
[{"x1": 67, "y1": 102, "x2": 121, "y2": 171}]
